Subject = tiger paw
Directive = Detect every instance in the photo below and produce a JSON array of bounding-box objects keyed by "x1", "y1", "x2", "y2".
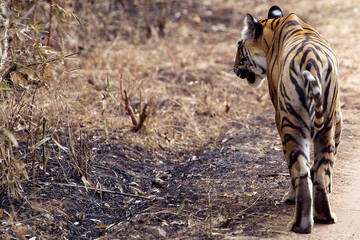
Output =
[
  {"x1": 281, "y1": 187, "x2": 295, "y2": 205},
  {"x1": 314, "y1": 211, "x2": 337, "y2": 224},
  {"x1": 313, "y1": 187, "x2": 337, "y2": 224},
  {"x1": 287, "y1": 217, "x2": 313, "y2": 234}
]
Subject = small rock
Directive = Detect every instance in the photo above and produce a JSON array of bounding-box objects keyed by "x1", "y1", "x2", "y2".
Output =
[
  {"x1": 149, "y1": 226, "x2": 166, "y2": 238},
  {"x1": 152, "y1": 176, "x2": 167, "y2": 188}
]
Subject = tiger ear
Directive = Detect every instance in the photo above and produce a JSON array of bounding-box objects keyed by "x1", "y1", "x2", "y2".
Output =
[
  {"x1": 242, "y1": 14, "x2": 263, "y2": 41},
  {"x1": 268, "y1": 5, "x2": 284, "y2": 19}
]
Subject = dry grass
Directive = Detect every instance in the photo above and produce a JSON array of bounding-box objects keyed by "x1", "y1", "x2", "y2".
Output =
[
  {"x1": 0, "y1": 1, "x2": 269, "y2": 237},
  {"x1": 1, "y1": 0, "x2": 353, "y2": 238}
]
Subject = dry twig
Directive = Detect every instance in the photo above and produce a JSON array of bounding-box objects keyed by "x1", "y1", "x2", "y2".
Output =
[
  {"x1": 42, "y1": 182, "x2": 153, "y2": 200},
  {"x1": 237, "y1": 193, "x2": 264, "y2": 216},
  {"x1": 121, "y1": 81, "x2": 152, "y2": 132},
  {"x1": 123, "y1": 90, "x2": 138, "y2": 126},
  {"x1": 47, "y1": 0, "x2": 55, "y2": 46}
]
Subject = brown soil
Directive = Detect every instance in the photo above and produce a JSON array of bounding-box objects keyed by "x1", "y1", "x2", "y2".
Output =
[{"x1": 1, "y1": 0, "x2": 360, "y2": 239}]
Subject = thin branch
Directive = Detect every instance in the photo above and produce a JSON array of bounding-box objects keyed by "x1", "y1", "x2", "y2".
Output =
[
  {"x1": 47, "y1": 0, "x2": 54, "y2": 46},
  {"x1": 0, "y1": 64, "x2": 16, "y2": 83},
  {"x1": 237, "y1": 193, "x2": 263, "y2": 216},
  {"x1": 258, "y1": 172, "x2": 289, "y2": 178},
  {"x1": 0, "y1": 52, "x2": 80, "y2": 83},
  {"x1": 134, "y1": 101, "x2": 151, "y2": 132},
  {"x1": 25, "y1": 52, "x2": 80, "y2": 68},
  {"x1": 124, "y1": 90, "x2": 138, "y2": 126},
  {"x1": 32, "y1": 0, "x2": 39, "y2": 23},
  {"x1": 41, "y1": 182, "x2": 153, "y2": 200},
  {"x1": 120, "y1": 75, "x2": 125, "y2": 100},
  {"x1": 139, "y1": 89, "x2": 143, "y2": 116},
  {"x1": 0, "y1": 19, "x2": 10, "y2": 73}
]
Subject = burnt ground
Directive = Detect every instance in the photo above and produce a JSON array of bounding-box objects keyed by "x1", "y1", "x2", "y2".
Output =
[
  {"x1": 1, "y1": 111, "x2": 292, "y2": 239},
  {"x1": 1, "y1": 0, "x2": 360, "y2": 239}
]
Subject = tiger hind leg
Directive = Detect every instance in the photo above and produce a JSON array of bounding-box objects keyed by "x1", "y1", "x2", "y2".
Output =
[
  {"x1": 283, "y1": 139, "x2": 313, "y2": 233},
  {"x1": 311, "y1": 127, "x2": 337, "y2": 224}
]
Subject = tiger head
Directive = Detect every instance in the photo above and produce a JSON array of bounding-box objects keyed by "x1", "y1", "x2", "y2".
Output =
[{"x1": 234, "y1": 6, "x2": 284, "y2": 88}]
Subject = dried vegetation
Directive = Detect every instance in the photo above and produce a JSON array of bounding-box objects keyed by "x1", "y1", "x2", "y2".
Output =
[{"x1": 0, "y1": 0, "x2": 347, "y2": 239}]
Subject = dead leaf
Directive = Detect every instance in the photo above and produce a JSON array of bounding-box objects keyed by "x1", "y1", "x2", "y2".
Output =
[
  {"x1": 81, "y1": 175, "x2": 93, "y2": 192},
  {"x1": 128, "y1": 186, "x2": 143, "y2": 196},
  {"x1": 95, "y1": 225, "x2": 109, "y2": 229},
  {"x1": 176, "y1": 199, "x2": 186, "y2": 215}
]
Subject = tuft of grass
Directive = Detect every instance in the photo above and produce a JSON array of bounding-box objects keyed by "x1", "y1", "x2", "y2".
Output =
[{"x1": 0, "y1": 129, "x2": 28, "y2": 199}]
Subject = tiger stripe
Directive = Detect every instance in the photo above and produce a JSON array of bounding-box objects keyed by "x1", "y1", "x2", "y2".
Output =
[
  {"x1": 302, "y1": 70, "x2": 323, "y2": 130},
  {"x1": 233, "y1": 6, "x2": 342, "y2": 234}
]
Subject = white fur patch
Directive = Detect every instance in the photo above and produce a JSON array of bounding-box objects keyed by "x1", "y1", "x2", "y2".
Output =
[
  {"x1": 241, "y1": 15, "x2": 257, "y2": 41},
  {"x1": 241, "y1": 27, "x2": 251, "y2": 41},
  {"x1": 302, "y1": 70, "x2": 320, "y2": 95},
  {"x1": 254, "y1": 53, "x2": 267, "y2": 73},
  {"x1": 256, "y1": 77, "x2": 266, "y2": 88},
  {"x1": 237, "y1": 38, "x2": 242, "y2": 46},
  {"x1": 249, "y1": 77, "x2": 265, "y2": 89},
  {"x1": 272, "y1": 9, "x2": 283, "y2": 17}
]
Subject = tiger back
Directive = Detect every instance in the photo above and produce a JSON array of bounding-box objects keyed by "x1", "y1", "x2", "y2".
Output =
[{"x1": 233, "y1": 6, "x2": 342, "y2": 233}]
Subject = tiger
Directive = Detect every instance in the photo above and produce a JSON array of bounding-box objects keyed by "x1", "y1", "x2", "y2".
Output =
[{"x1": 233, "y1": 5, "x2": 342, "y2": 233}]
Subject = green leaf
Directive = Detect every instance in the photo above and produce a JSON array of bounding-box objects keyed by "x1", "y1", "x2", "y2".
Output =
[
  {"x1": 243, "y1": 192, "x2": 252, "y2": 197},
  {"x1": 31, "y1": 23, "x2": 48, "y2": 34}
]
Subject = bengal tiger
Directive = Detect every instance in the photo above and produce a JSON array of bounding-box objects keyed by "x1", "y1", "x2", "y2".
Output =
[{"x1": 233, "y1": 6, "x2": 342, "y2": 233}]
